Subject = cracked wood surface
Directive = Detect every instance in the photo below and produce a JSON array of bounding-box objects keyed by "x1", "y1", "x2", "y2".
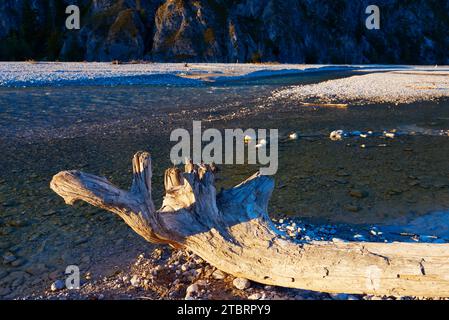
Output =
[{"x1": 50, "y1": 151, "x2": 449, "y2": 297}]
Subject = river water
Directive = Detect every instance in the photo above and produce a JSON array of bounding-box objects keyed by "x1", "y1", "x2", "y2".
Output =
[{"x1": 1, "y1": 70, "x2": 449, "y2": 298}]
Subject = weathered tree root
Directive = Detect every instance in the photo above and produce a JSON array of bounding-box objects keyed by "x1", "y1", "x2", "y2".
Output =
[{"x1": 50, "y1": 151, "x2": 449, "y2": 297}]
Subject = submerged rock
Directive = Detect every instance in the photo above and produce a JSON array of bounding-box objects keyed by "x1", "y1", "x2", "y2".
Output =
[
  {"x1": 349, "y1": 189, "x2": 368, "y2": 199},
  {"x1": 2, "y1": 252, "x2": 17, "y2": 264},
  {"x1": 344, "y1": 204, "x2": 361, "y2": 213}
]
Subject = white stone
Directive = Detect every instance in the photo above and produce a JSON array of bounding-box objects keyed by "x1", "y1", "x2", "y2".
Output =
[
  {"x1": 289, "y1": 132, "x2": 299, "y2": 140},
  {"x1": 181, "y1": 264, "x2": 189, "y2": 272},
  {"x1": 130, "y1": 275, "x2": 140, "y2": 287},
  {"x1": 330, "y1": 130, "x2": 344, "y2": 141},
  {"x1": 185, "y1": 283, "x2": 199, "y2": 299},
  {"x1": 248, "y1": 293, "x2": 262, "y2": 300},
  {"x1": 233, "y1": 277, "x2": 251, "y2": 290},
  {"x1": 212, "y1": 270, "x2": 226, "y2": 280}
]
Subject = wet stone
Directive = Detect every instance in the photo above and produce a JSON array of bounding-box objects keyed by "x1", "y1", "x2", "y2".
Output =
[
  {"x1": 336, "y1": 172, "x2": 350, "y2": 177},
  {"x1": 10, "y1": 258, "x2": 26, "y2": 267},
  {"x1": 334, "y1": 179, "x2": 349, "y2": 185},
  {"x1": 344, "y1": 204, "x2": 361, "y2": 213},
  {"x1": 2, "y1": 252, "x2": 17, "y2": 264},
  {"x1": 6, "y1": 220, "x2": 27, "y2": 228},
  {"x1": 75, "y1": 238, "x2": 89, "y2": 246},
  {"x1": 386, "y1": 189, "x2": 402, "y2": 196},
  {"x1": 42, "y1": 210, "x2": 57, "y2": 217}
]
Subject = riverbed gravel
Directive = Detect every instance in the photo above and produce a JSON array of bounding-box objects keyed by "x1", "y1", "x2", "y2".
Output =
[{"x1": 271, "y1": 71, "x2": 449, "y2": 105}]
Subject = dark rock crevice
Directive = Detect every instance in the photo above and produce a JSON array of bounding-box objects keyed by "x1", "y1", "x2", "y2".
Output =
[{"x1": 0, "y1": 0, "x2": 448, "y2": 64}]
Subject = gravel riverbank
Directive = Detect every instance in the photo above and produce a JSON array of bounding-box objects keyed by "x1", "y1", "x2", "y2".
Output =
[
  {"x1": 271, "y1": 70, "x2": 449, "y2": 105},
  {"x1": 1, "y1": 62, "x2": 447, "y2": 88},
  {"x1": 0, "y1": 62, "x2": 350, "y2": 87}
]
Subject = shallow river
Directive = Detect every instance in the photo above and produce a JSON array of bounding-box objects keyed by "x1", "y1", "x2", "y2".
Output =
[{"x1": 1, "y1": 71, "x2": 448, "y2": 298}]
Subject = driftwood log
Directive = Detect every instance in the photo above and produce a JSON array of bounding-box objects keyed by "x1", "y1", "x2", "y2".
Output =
[{"x1": 50, "y1": 151, "x2": 449, "y2": 297}]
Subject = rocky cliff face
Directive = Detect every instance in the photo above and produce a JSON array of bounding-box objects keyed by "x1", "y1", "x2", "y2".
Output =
[{"x1": 1, "y1": 0, "x2": 448, "y2": 64}]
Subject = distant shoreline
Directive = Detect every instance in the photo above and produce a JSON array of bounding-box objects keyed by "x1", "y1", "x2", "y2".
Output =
[{"x1": 1, "y1": 62, "x2": 448, "y2": 88}]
